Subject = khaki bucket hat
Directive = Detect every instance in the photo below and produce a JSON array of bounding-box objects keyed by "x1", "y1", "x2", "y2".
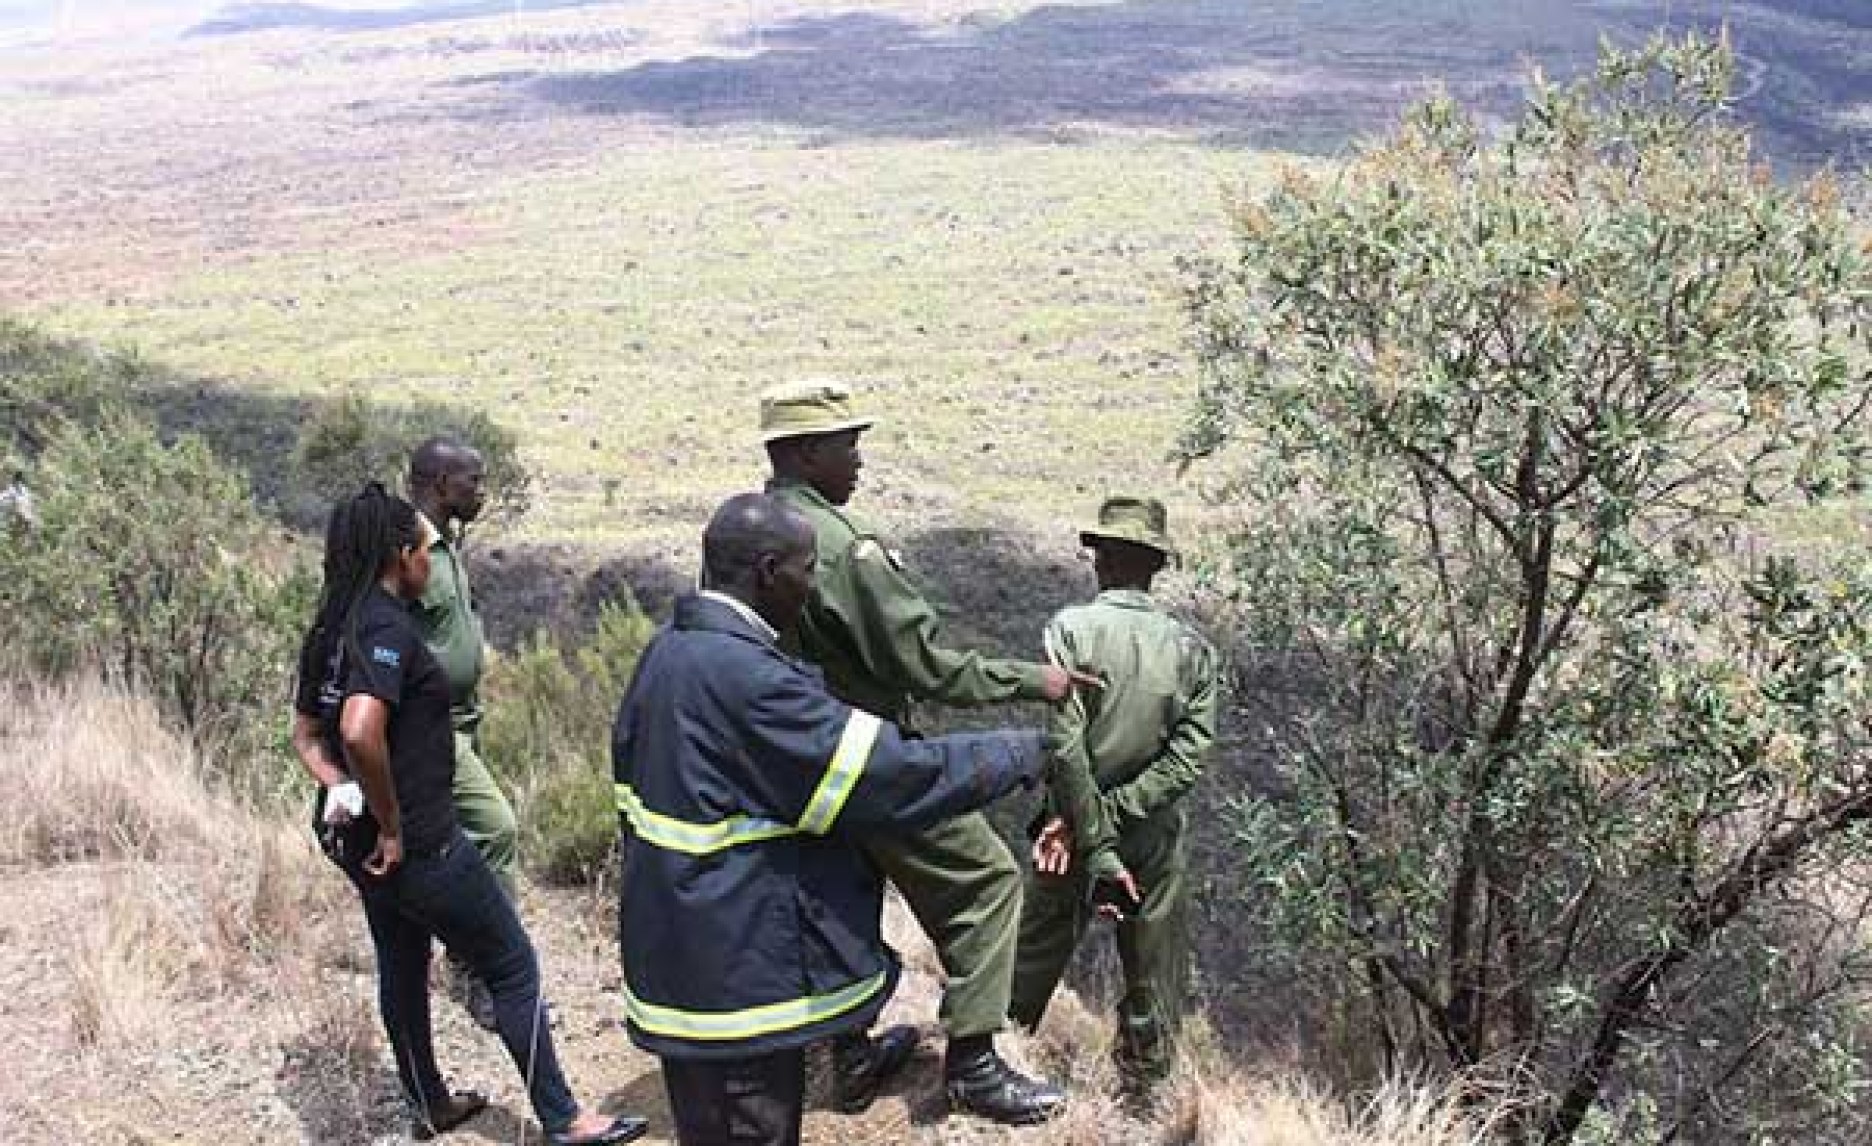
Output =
[
  {"x1": 1079, "y1": 496, "x2": 1175, "y2": 559},
  {"x1": 758, "y1": 380, "x2": 877, "y2": 444}
]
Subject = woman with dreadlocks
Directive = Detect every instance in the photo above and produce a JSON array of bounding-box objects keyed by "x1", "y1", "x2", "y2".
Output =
[{"x1": 290, "y1": 483, "x2": 646, "y2": 1145}]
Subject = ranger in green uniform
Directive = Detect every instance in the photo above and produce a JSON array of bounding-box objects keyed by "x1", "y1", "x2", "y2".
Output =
[
  {"x1": 759, "y1": 381, "x2": 1090, "y2": 1126},
  {"x1": 409, "y1": 437, "x2": 521, "y2": 1027},
  {"x1": 1010, "y1": 496, "x2": 1219, "y2": 1102}
]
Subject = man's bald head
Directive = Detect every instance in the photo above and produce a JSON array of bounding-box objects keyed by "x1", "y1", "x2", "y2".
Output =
[
  {"x1": 703, "y1": 493, "x2": 811, "y2": 586},
  {"x1": 702, "y1": 493, "x2": 816, "y2": 632},
  {"x1": 408, "y1": 435, "x2": 488, "y2": 526},
  {"x1": 409, "y1": 435, "x2": 474, "y2": 487}
]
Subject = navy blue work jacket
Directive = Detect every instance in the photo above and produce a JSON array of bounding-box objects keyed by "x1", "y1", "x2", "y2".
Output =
[{"x1": 613, "y1": 593, "x2": 1043, "y2": 1060}]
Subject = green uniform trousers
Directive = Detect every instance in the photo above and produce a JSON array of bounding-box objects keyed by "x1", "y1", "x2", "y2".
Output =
[
  {"x1": 862, "y1": 809, "x2": 1022, "y2": 1040},
  {"x1": 452, "y1": 729, "x2": 520, "y2": 900},
  {"x1": 1010, "y1": 810, "x2": 1190, "y2": 1080}
]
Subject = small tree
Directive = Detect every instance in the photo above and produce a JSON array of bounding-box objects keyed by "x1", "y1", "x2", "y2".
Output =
[
  {"x1": 293, "y1": 389, "x2": 535, "y2": 526},
  {"x1": 0, "y1": 415, "x2": 312, "y2": 797},
  {"x1": 1183, "y1": 34, "x2": 1872, "y2": 1144},
  {"x1": 481, "y1": 598, "x2": 655, "y2": 885}
]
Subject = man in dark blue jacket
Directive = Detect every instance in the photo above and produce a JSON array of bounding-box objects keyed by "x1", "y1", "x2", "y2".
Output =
[{"x1": 613, "y1": 493, "x2": 1048, "y2": 1146}]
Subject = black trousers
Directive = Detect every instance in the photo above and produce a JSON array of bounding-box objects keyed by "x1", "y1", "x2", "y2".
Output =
[
  {"x1": 660, "y1": 1049, "x2": 805, "y2": 1146},
  {"x1": 341, "y1": 830, "x2": 579, "y2": 1131}
]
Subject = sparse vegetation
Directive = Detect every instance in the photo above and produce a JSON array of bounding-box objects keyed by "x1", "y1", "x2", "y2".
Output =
[{"x1": 0, "y1": 675, "x2": 388, "y2": 1137}]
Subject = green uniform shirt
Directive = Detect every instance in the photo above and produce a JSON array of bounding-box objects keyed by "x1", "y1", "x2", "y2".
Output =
[
  {"x1": 768, "y1": 479, "x2": 1050, "y2": 726},
  {"x1": 1043, "y1": 589, "x2": 1219, "y2": 879},
  {"x1": 416, "y1": 521, "x2": 486, "y2": 729}
]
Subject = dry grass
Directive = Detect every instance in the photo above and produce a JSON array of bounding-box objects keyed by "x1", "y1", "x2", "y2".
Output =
[
  {"x1": 0, "y1": 675, "x2": 363, "y2": 1125},
  {"x1": 1013, "y1": 1002, "x2": 1501, "y2": 1146},
  {"x1": 0, "y1": 677, "x2": 230, "y2": 864},
  {"x1": 0, "y1": 674, "x2": 346, "y2": 958},
  {"x1": 881, "y1": 897, "x2": 1500, "y2": 1146},
  {"x1": 1154, "y1": 1068, "x2": 1505, "y2": 1146}
]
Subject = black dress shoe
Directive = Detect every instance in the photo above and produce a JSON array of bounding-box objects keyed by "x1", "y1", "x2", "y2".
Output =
[
  {"x1": 548, "y1": 1113, "x2": 650, "y2": 1146},
  {"x1": 833, "y1": 1024, "x2": 921, "y2": 1113},
  {"x1": 944, "y1": 1049, "x2": 1067, "y2": 1125},
  {"x1": 411, "y1": 1090, "x2": 488, "y2": 1140}
]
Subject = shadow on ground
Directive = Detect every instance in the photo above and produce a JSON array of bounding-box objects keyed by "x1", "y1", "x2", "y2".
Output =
[
  {"x1": 478, "y1": 520, "x2": 1083, "y2": 659},
  {"x1": 896, "y1": 524, "x2": 1083, "y2": 663},
  {"x1": 447, "y1": 0, "x2": 1866, "y2": 165},
  {"x1": 276, "y1": 1027, "x2": 408, "y2": 1144},
  {"x1": 4, "y1": 321, "x2": 689, "y2": 650},
  {"x1": 595, "y1": 1062, "x2": 673, "y2": 1140},
  {"x1": 470, "y1": 540, "x2": 686, "y2": 648}
]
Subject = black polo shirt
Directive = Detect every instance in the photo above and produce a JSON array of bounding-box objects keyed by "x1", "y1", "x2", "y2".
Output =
[{"x1": 295, "y1": 586, "x2": 458, "y2": 855}]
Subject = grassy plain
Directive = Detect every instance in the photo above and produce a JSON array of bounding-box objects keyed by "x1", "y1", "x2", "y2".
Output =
[
  {"x1": 10, "y1": 0, "x2": 1861, "y2": 568},
  {"x1": 39, "y1": 136, "x2": 1242, "y2": 547},
  {"x1": 4, "y1": 0, "x2": 1271, "y2": 573}
]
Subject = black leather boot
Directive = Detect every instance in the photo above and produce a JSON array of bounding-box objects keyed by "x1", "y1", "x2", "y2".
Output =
[
  {"x1": 832, "y1": 1025, "x2": 920, "y2": 1113},
  {"x1": 944, "y1": 1040, "x2": 1067, "y2": 1126}
]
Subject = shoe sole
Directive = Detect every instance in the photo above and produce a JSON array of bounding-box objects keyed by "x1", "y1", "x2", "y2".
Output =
[
  {"x1": 945, "y1": 1093, "x2": 1067, "y2": 1126},
  {"x1": 549, "y1": 1116, "x2": 650, "y2": 1146}
]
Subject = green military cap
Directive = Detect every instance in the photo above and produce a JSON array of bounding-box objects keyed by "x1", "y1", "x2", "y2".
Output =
[
  {"x1": 758, "y1": 380, "x2": 877, "y2": 443},
  {"x1": 1079, "y1": 495, "x2": 1175, "y2": 558}
]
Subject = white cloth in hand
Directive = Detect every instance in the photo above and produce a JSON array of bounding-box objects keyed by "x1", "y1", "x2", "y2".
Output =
[{"x1": 324, "y1": 781, "x2": 364, "y2": 823}]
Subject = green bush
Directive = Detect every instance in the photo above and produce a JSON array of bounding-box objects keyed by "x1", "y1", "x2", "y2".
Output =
[
  {"x1": 294, "y1": 390, "x2": 534, "y2": 526},
  {"x1": 1183, "y1": 34, "x2": 1872, "y2": 1145},
  {"x1": 0, "y1": 317, "x2": 120, "y2": 460},
  {"x1": 481, "y1": 599, "x2": 656, "y2": 885},
  {"x1": 0, "y1": 413, "x2": 314, "y2": 801}
]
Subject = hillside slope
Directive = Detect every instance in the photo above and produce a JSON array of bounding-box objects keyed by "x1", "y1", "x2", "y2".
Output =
[{"x1": 0, "y1": 675, "x2": 1489, "y2": 1146}]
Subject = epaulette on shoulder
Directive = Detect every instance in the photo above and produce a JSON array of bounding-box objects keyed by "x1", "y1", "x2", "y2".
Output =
[{"x1": 849, "y1": 536, "x2": 907, "y2": 570}]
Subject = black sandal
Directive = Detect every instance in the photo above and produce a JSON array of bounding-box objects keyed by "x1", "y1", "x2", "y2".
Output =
[{"x1": 548, "y1": 1113, "x2": 650, "y2": 1146}]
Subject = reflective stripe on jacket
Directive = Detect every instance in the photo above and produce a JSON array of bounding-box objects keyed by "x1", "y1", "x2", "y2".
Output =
[{"x1": 612, "y1": 593, "x2": 1044, "y2": 1060}]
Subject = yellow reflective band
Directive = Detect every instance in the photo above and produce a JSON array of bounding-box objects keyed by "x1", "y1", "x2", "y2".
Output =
[
  {"x1": 797, "y1": 710, "x2": 881, "y2": 835},
  {"x1": 623, "y1": 970, "x2": 889, "y2": 1041},
  {"x1": 614, "y1": 783, "x2": 798, "y2": 855}
]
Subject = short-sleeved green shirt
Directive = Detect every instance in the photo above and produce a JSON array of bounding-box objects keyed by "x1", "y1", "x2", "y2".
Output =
[
  {"x1": 1043, "y1": 589, "x2": 1219, "y2": 878},
  {"x1": 767, "y1": 479, "x2": 1049, "y2": 727},
  {"x1": 416, "y1": 520, "x2": 485, "y2": 729}
]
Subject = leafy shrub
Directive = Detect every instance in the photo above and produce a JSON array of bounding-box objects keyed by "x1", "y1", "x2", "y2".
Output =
[
  {"x1": 481, "y1": 598, "x2": 655, "y2": 885},
  {"x1": 0, "y1": 414, "x2": 313, "y2": 800},
  {"x1": 0, "y1": 317, "x2": 121, "y2": 460},
  {"x1": 294, "y1": 390, "x2": 533, "y2": 526},
  {"x1": 1183, "y1": 34, "x2": 1872, "y2": 1145}
]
